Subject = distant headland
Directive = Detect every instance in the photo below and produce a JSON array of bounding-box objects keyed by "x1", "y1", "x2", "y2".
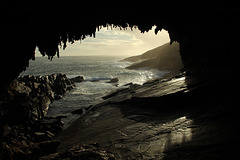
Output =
[{"x1": 122, "y1": 42, "x2": 183, "y2": 78}]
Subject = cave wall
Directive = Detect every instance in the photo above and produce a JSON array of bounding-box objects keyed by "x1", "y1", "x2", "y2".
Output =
[
  {"x1": 175, "y1": 13, "x2": 240, "y2": 74},
  {"x1": 1, "y1": 2, "x2": 240, "y2": 91}
]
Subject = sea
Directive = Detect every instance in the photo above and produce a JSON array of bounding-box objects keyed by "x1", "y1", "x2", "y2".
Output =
[{"x1": 20, "y1": 56, "x2": 169, "y2": 128}]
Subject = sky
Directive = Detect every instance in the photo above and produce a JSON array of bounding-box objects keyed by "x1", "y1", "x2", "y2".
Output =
[{"x1": 36, "y1": 26, "x2": 170, "y2": 57}]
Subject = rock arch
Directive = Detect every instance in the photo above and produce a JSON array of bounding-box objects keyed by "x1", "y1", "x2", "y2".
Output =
[{"x1": 1, "y1": 2, "x2": 239, "y2": 88}]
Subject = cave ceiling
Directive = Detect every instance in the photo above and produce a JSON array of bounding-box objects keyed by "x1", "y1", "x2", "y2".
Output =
[
  {"x1": 0, "y1": 2, "x2": 239, "y2": 87},
  {"x1": 1, "y1": 2, "x2": 234, "y2": 58}
]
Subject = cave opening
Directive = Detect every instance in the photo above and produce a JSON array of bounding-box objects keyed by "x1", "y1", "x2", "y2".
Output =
[
  {"x1": 1, "y1": 3, "x2": 240, "y2": 159},
  {"x1": 19, "y1": 26, "x2": 183, "y2": 127}
]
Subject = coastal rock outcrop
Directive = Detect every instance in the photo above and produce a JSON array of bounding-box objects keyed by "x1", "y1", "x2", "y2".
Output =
[
  {"x1": 39, "y1": 143, "x2": 115, "y2": 160},
  {"x1": 18, "y1": 73, "x2": 75, "y2": 100},
  {"x1": 0, "y1": 73, "x2": 75, "y2": 160},
  {"x1": 0, "y1": 73, "x2": 75, "y2": 132},
  {"x1": 70, "y1": 76, "x2": 84, "y2": 83},
  {"x1": 15, "y1": 73, "x2": 75, "y2": 119},
  {"x1": 123, "y1": 42, "x2": 183, "y2": 76},
  {"x1": 106, "y1": 78, "x2": 119, "y2": 83}
]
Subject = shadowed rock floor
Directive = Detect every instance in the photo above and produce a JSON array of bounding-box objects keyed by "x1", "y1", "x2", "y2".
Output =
[
  {"x1": 56, "y1": 104, "x2": 194, "y2": 159},
  {"x1": 54, "y1": 73, "x2": 240, "y2": 160}
]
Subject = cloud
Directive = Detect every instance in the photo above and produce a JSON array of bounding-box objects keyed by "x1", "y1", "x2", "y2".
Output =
[
  {"x1": 36, "y1": 26, "x2": 170, "y2": 57},
  {"x1": 83, "y1": 28, "x2": 144, "y2": 46}
]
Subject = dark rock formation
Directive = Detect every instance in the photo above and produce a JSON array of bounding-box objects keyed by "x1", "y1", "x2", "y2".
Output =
[
  {"x1": 0, "y1": 80, "x2": 50, "y2": 124},
  {"x1": 0, "y1": 119, "x2": 62, "y2": 160},
  {"x1": 18, "y1": 73, "x2": 75, "y2": 102},
  {"x1": 56, "y1": 73, "x2": 240, "y2": 160},
  {"x1": 70, "y1": 75, "x2": 84, "y2": 83},
  {"x1": 1, "y1": 2, "x2": 239, "y2": 90},
  {"x1": 106, "y1": 78, "x2": 119, "y2": 83},
  {"x1": 0, "y1": 73, "x2": 75, "y2": 160},
  {"x1": 39, "y1": 143, "x2": 115, "y2": 160},
  {"x1": 1, "y1": 2, "x2": 240, "y2": 160},
  {"x1": 1, "y1": 138, "x2": 61, "y2": 160},
  {"x1": 123, "y1": 42, "x2": 183, "y2": 76}
]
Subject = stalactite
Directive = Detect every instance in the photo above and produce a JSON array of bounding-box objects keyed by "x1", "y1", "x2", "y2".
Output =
[
  {"x1": 154, "y1": 26, "x2": 162, "y2": 35},
  {"x1": 2, "y1": 1, "x2": 239, "y2": 97},
  {"x1": 34, "y1": 21, "x2": 168, "y2": 61},
  {"x1": 57, "y1": 47, "x2": 59, "y2": 58}
]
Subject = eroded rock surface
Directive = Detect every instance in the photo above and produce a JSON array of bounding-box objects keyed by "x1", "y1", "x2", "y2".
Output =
[
  {"x1": 55, "y1": 73, "x2": 240, "y2": 159},
  {"x1": 0, "y1": 73, "x2": 76, "y2": 160},
  {"x1": 40, "y1": 143, "x2": 115, "y2": 160}
]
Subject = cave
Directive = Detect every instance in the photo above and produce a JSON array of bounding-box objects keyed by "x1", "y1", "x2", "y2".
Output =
[
  {"x1": 1, "y1": 2, "x2": 240, "y2": 160},
  {"x1": 1, "y1": 2, "x2": 239, "y2": 87}
]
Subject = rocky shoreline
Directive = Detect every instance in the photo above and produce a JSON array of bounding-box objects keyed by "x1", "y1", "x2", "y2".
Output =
[
  {"x1": 0, "y1": 73, "x2": 79, "y2": 159},
  {"x1": 1, "y1": 72, "x2": 240, "y2": 159},
  {"x1": 52, "y1": 72, "x2": 240, "y2": 160},
  {"x1": 0, "y1": 71, "x2": 150, "y2": 160},
  {"x1": 0, "y1": 72, "x2": 143, "y2": 160}
]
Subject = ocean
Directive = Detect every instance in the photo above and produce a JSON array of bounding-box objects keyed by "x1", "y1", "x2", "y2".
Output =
[{"x1": 20, "y1": 56, "x2": 168, "y2": 128}]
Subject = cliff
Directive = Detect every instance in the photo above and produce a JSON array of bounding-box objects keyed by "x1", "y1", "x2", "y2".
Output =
[{"x1": 122, "y1": 42, "x2": 183, "y2": 75}]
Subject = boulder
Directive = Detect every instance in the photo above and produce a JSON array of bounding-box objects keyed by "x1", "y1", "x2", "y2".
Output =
[
  {"x1": 123, "y1": 82, "x2": 133, "y2": 86},
  {"x1": 52, "y1": 73, "x2": 75, "y2": 95},
  {"x1": 106, "y1": 78, "x2": 119, "y2": 83},
  {"x1": 70, "y1": 76, "x2": 84, "y2": 82},
  {"x1": 53, "y1": 79, "x2": 67, "y2": 95}
]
